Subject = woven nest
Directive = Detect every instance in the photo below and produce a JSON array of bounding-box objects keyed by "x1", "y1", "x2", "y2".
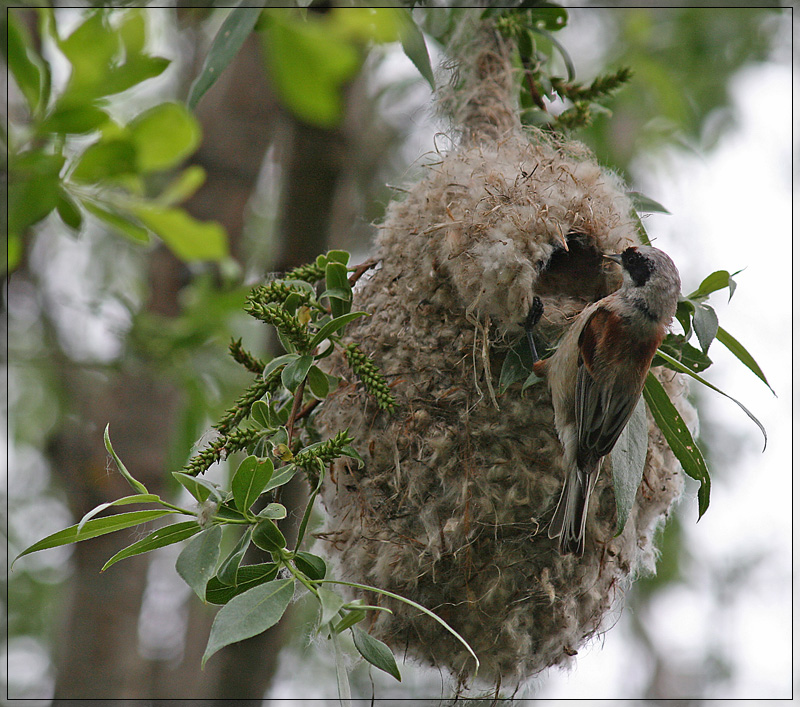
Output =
[{"x1": 314, "y1": 21, "x2": 695, "y2": 689}]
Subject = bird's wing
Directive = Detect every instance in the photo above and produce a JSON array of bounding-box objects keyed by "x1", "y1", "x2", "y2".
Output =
[{"x1": 575, "y1": 308, "x2": 644, "y2": 463}]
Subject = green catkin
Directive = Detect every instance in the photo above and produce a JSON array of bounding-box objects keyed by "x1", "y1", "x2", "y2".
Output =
[
  {"x1": 184, "y1": 427, "x2": 263, "y2": 476},
  {"x1": 343, "y1": 343, "x2": 395, "y2": 411}
]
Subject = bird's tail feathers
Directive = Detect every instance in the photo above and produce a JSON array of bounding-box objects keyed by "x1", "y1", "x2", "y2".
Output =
[{"x1": 547, "y1": 463, "x2": 599, "y2": 556}]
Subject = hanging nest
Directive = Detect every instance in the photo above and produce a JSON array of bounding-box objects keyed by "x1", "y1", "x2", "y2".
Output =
[{"x1": 314, "y1": 20, "x2": 695, "y2": 688}]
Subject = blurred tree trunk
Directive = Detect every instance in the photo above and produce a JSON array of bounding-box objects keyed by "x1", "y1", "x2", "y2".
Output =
[{"x1": 48, "y1": 8, "x2": 375, "y2": 699}]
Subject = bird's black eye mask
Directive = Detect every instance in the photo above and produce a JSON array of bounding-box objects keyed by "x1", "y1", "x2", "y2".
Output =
[{"x1": 621, "y1": 247, "x2": 655, "y2": 287}]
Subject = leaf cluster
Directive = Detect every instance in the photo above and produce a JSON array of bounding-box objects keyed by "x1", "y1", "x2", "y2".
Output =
[
  {"x1": 12, "y1": 251, "x2": 442, "y2": 690},
  {"x1": 485, "y1": 4, "x2": 632, "y2": 134},
  {"x1": 5, "y1": 8, "x2": 229, "y2": 270}
]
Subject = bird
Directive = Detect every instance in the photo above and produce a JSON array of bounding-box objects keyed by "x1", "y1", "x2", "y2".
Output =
[{"x1": 526, "y1": 245, "x2": 682, "y2": 555}]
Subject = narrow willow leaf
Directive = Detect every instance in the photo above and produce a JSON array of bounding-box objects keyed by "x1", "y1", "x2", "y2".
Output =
[
  {"x1": 397, "y1": 9, "x2": 434, "y2": 90},
  {"x1": 77, "y1": 493, "x2": 162, "y2": 533},
  {"x1": 609, "y1": 398, "x2": 648, "y2": 535},
  {"x1": 102, "y1": 520, "x2": 201, "y2": 571},
  {"x1": 352, "y1": 627, "x2": 401, "y2": 682},
  {"x1": 12, "y1": 510, "x2": 178, "y2": 568},
  {"x1": 309, "y1": 312, "x2": 367, "y2": 349},
  {"x1": 176, "y1": 524, "x2": 223, "y2": 601},
  {"x1": 643, "y1": 373, "x2": 710, "y2": 518},
  {"x1": 307, "y1": 365, "x2": 330, "y2": 399},
  {"x1": 104, "y1": 424, "x2": 148, "y2": 494},
  {"x1": 188, "y1": 6, "x2": 263, "y2": 109},
  {"x1": 628, "y1": 191, "x2": 671, "y2": 215},
  {"x1": 263, "y1": 465, "x2": 297, "y2": 493},
  {"x1": 321, "y1": 580, "x2": 480, "y2": 677},
  {"x1": 655, "y1": 349, "x2": 767, "y2": 450},
  {"x1": 716, "y1": 326, "x2": 776, "y2": 396},
  {"x1": 686, "y1": 270, "x2": 734, "y2": 302},
  {"x1": 202, "y1": 578, "x2": 294, "y2": 666}
]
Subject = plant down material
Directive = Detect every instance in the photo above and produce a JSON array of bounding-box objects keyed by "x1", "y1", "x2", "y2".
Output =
[{"x1": 315, "y1": 20, "x2": 696, "y2": 689}]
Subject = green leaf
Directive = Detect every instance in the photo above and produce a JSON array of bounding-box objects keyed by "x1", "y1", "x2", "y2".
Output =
[
  {"x1": 77, "y1": 493, "x2": 162, "y2": 533},
  {"x1": 58, "y1": 11, "x2": 118, "y2": 101},
  {"x1": 40, "y1": 104, "x2": 109, "y2": 135},
  {"x1": 324, "y1": 262, "x2": 352, "y2": 318},
  {"x1": 397, "y1": 9, "x2": 434, "y2": 90},
  {"x1": 309, "y1": 312, "x2": 367, "y2": 349},
  {"x1": 202, "y1": 578, "x2": 295, "y2": 666},
  {"x1": 307, "y1": 365, "x2": 330, "y2": 399},
  {"x1": 716, "y1": 326, "x2": 776, "y2": 396},
  {"x1": 71, "y1": 139, "x2": 138, "y2": 183},
  {"x1": 101, "y1": 55, "x2": 170, "y2": 98},
  {"x1": 655, "y1": 335, "x2": 712, "y2": 374},
  {"x1": 333, "y1": 606, "x2": 368, "y2": 634},
  {"x1": 260, "y1": 11, "x2": 361, "y2": 128},
  {"x1": 294, "y1": 551, "x2": 326, "y2": 581},
  {"x1": 217, "y1": 527, "x2": 253, "y2": 586},
  {"x1": 322, "y1": 579, "x2": 480, "y2": 678},
  {"x1": 263, "y1": 465, "x2": 298, "y2": 493},
  {"x1": 627, "y1": 191, "x2": 671, "y2": 215},
  {"x1": 176, "y1": 524, "x2": 223, "y2": 601},
  {"x1": 157, "y1": 165, "x2": 206, "y2": 206},
  {"x1": 643, "y1": 373, "x2": 710, "y2": 519},
  {"x1": 101, "y1": 520, "x2": 202, "y2": 572},
  {"x1": 251, "y1": 400, "x2": 271, "y2": 428},
  {"x1": 258, "y1": 503, "x2": 287, "y2": 520},
  {"x1": 8, "y1": 151, "x2": 63, "y2": 236},
  {"x1": 232, "y1": 456, "x2": 274, "y2": 513},
  {"x1": 206, "y1": 562, "x2": 280, "y2": 605},
  {"x1": 325, "y1": 250, "x2": 350, "y2": 265},
  {"x1": 686, "y1": 270, "x2": 735, "y2": 302},
  {"x1": 6, "y1": 12, "x2": 47, "y2": 114},
  {"x1": 82, "y1": 201, "x2": 149, "y2": 243},
  {"x1": 12, "y1": 510, "x2": 178, "y2": 568},
  {"x1": 8, "y1": 235, "x2": 23, "y2": 273},
  {"x1": 104, "y1": 424, "x2": 149, "y2": 494},
  {"x1": 56, "y1": 190, "x2": 83, "y2": 231},
  {"x1": 692, "y1": 303, "x2": 718, "y2": 354},
  {"x1": 609, "y1": 397, "x2": 648, "y2": 536},
  {"x1": 172, "y1": 471, "x2": 222, "y2": 503},
  {"x1": 352, "y1": 627, "x2": 401, "y2": 682},
  {"x1": 529, "y1": 4, "x2": 569, "y2": 32},
  {"x1": 128, "y1": 102, "x2": 201, "y2": 172},
  {"x1": 656, "y1": 349, "x2": 767, "y2": 450},
  {"x1": 132, "y1": 204, "x2": 228, "y2": 262},
  {"x1": 281, "y1": 354, "x2": 313, "y2": 392},
  {"x1": 188, "y1": 5, "x2": 263, "y2": 109},
  {"x1": 252, "y1": 518, "x2": 286, "y2": 552},
  {"x1": 264, "y1": 353, "x2": 299, "y2": 378},
  {"x1": 318, "y1": 586, "x2": 346, "y2": 626}
]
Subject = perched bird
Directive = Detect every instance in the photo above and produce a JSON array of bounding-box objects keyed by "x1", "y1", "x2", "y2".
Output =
[{"x1": 528, "y1": 246, "x2": 682, "y2": 555}]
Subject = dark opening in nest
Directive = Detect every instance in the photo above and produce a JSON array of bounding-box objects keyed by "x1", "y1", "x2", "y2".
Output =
[{"x1": 536, "y1": 233, "x2": 617, "y2": 302}]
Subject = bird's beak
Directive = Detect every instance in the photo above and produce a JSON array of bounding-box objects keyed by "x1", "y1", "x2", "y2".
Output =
[{"x1": 602, "y1": 253, "x2": 622, "y2": 264}]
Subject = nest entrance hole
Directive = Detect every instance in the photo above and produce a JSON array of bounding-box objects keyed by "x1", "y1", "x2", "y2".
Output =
[{"x1": 536, "y1": 233, "x2": 614, "y2": 301}]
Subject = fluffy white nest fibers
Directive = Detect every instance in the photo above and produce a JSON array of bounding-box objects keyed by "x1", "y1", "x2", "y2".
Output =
[{"x1": 314, "y1": 21, "x2": 695, "y2": 690}]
